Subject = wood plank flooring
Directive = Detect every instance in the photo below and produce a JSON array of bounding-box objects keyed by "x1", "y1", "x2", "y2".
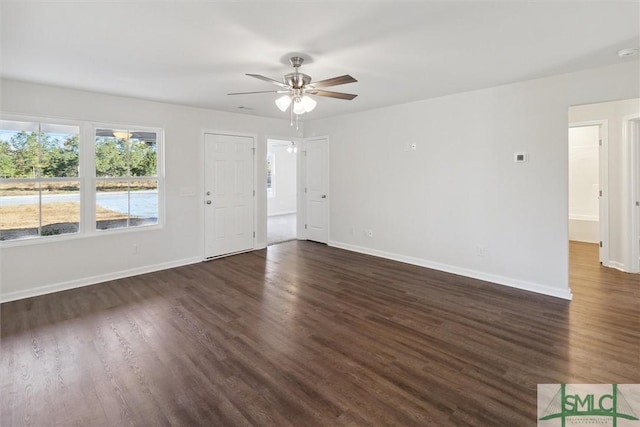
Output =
[{"x1": 1, "y1": 241, "x2": 638, "y2": 426}]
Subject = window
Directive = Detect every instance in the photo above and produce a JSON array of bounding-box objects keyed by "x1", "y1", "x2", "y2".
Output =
[
  {"x1": 95, "y1": 128, "x2": 159, "y2": 230},
  {"x1": 0, "y1": 116, "x2": 163, "y2": 243},
  {"x1": 266, "y1": 153, "x2": 275, "y2": 198},
  {"x1": 0, "y1": 120, "x2": 80, "y2": 241}
]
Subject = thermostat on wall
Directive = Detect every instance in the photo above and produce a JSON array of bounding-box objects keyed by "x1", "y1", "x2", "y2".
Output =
[{"x1": 514, "y1": 152, "x2": 528, "y2": 163}]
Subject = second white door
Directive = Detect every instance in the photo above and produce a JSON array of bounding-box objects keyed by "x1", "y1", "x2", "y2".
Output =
[{"x1": 304, "y1": 138, "x2": 329, "y2": 243}]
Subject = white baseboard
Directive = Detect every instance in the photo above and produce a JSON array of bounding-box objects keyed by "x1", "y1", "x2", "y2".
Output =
[
  {"x1": 607, "y1": 261, "x2": 627, "y2": 272},
  {"x1": 568, "y1": 214, "x2": 598, "y2": 221},
  {"x1": 0, "y1": 257, "x2": 202, "y2": 303},
  {"x1": 328, "y1": 241, "x2": 573, "y2": 300},
  {"x1": 268, "y1": 211, "x2": 296, "y2": 217}
]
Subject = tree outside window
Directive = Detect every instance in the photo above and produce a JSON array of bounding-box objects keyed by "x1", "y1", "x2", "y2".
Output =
[
  {"x1": 0, "y1": 120, "x2": 81, "y2": 240},
  {"x1": 95, "y1": 129, "x2": 159, "y2": 230}
]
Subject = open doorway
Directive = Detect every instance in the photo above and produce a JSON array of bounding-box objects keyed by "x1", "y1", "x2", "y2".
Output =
[
  {"x1": 569, "y1": 98, "x2": 640, "y2": 273},
  {"x1": 568, "y1": 124, "x2": 602, "y2": 252},
  {"x1": 266, "y1": 139, "x2": 297, "y2": 245}
]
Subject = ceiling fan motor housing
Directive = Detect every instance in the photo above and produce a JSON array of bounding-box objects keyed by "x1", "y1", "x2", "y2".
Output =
[{"x1": 284, "y1": 72, "x2": 311, "y2": 89}]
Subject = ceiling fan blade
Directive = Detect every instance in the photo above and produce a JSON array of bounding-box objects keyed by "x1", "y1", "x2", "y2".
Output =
[
  {"x1": 309, "y1": 75, "x2": 357, "y2": 88},
  {"x1": 309, "y1": 90, "x2": 358, "y2": 100},
  {"x1": 228, "y1": 90, "x2": 288, "y2": 95},
  {"x1": 246, "y1": 74, "x2": 290, "y2": 88}
]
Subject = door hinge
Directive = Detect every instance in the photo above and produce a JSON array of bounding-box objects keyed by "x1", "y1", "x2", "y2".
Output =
[
  {"x1": 600, "y1": 241, "x2": 603, "y2": 248},
  {"x1": 599, "y1": 139, "x2": 602, "y2": 146},
  {"x1": 253, "y1": 231, "x2": 256, "y2": 238},
  {"x1": 252, "y1": 147, "x2": 256, "y2": 154},
  {"x1": 303, "y1": 150, "x2": 307, "y2": 156},
  {"x1": 253, "y1": 190, "x2": 255, "y2": 196},
  {"x1": 599, "y1": 190, "x2": 603, "y2": 197},
  {"x1": 636, "y1": 201, "x2": 640, "y2": 206},
  {"x1": 305, "y1": 224, "x2": 307, "y2": 229},
  {"x1": 304, "y1": 187, "x2": 307, "y2": 193}
]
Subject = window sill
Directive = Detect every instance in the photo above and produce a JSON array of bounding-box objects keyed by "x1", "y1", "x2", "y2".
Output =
[{"x1": 0, "y1": 223, "x2": 164, "y2": 248}]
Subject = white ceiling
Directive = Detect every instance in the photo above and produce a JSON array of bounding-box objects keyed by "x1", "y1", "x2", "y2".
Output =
[{"x1": 1, "y1": 1, "x2": 638, "y2": 120}]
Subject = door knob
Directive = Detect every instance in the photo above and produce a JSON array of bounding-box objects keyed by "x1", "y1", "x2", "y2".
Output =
[
  {"x1": 206, "y1": 200, "x2": 212, "y2": 204},
  {"x1": 206, "y1": 191, "x2": 211, "y2": 196},
  {"x1": 321, "y1": 195, "x2": 327, "y2": 199}
]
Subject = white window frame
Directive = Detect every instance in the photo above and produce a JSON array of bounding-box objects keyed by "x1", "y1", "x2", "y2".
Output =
[
  {"x1": 0, "y1": 114, "x2": 164, "y2": 246},
  {"x1": 92, "y1": 124, "x2": 164, "y2": 233},
  {"x1": 266, "y1": 152, "x2": 276, "y2": 198}
]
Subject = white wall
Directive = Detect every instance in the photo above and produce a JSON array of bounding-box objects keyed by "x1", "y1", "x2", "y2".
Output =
[
  {"x1": 568, "y1": 126, "x2": 599, "y2": 243},
  {"x1": 0, "y1": 79, "x2": 301, "y2": 301},
  {"x1": 2, "y1": 61, "x2": 638, "y2": 302},
  {"x1": 267, "y1": 140, "x2": 297, "y2": 216},
  {"x1": 569, "y1": 98, "x2": 640, "y2": 271},
  {"x1": 304, "y1": 61, "x2": 639, "y2": 299}
]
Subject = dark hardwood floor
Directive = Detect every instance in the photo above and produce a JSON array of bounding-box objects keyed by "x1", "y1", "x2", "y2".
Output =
[{"x1": 1, "y1": 241, "x2": 638, "y2": 426}]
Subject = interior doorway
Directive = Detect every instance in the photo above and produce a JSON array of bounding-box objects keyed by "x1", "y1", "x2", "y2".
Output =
[
  {"x1": 266, "y1": 139, "x2": 298, "y2": 245},
  {"x1": 568, "y1": 124, "x2": 602, "y2": 259}
]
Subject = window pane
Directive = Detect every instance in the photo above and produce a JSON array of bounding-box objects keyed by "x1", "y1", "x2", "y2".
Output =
[
  {"x1": 0, "y1": 120, "x2": 39, "y2": 179},
  {"x1": 95, "y1": 129, "x2": 128, "y2": 178},
  {"x1": 0, "y1": 182, "x2": 39, "y2": 241},
  {"x1": 40, "y1": 181, "x2": 80, "y2": 236},
  {"x1": 96, "y1": 181, "x2": 129, "y2": 230},
  {"x1": 0, "y1": 121, "x2": 80, "y2": 180},
  {"x1": 0, "y1": 119, "x2": 39, "y2": 133},
  {"x1": 129, "y1": 131, "x2": 157, "y2": 177},
  {"x1": 266, "y1": 153, "x2": 275, "y2": 198},
  {"x1": 40, "y1": 125, "x2": 80, "y2": 178},
  {"x1": 0, "y1": 129, "x2": 41, "y2": 179},
  {"x1": 130, "y1": 180, "x2": 158, "y2": 226}
]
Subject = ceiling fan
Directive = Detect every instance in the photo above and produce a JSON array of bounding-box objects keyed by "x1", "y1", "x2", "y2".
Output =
[{"x1": 228, "y1": 56, "x2": 357, "y2": 125}]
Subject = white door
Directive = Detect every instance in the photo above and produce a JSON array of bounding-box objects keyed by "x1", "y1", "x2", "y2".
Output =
[
  {"x1": 204, "y1": 133, "x2": 254, "y2": 258},
  {"x1": 304, "y1": 138, "x2": 329, "y2": 243}
]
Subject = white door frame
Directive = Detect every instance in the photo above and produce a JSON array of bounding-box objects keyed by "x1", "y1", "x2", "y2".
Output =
[
  {"x1": 623, "y1": 115, "x2": 640, "y2": 273},
  {"x1": 569, "y1": 120, "x2": 609, "y2": 265},
  {"x1": 201, "y1": 130, "x2": 257, "y2": 260},
  {"x1": 301, "y1": 136, "x2": 330, "y2": 242}
]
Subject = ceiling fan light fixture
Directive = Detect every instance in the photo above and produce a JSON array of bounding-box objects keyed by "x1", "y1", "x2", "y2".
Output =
[
  {"x1": 301, "y1": 95, "x2": 317, "y2": 112},
  {"x1": 275, "y1": 95, "x2": 292, "y2": 112},
  {"x1": 293, "y1": 98, "x2": 306, "y2": 115}
]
